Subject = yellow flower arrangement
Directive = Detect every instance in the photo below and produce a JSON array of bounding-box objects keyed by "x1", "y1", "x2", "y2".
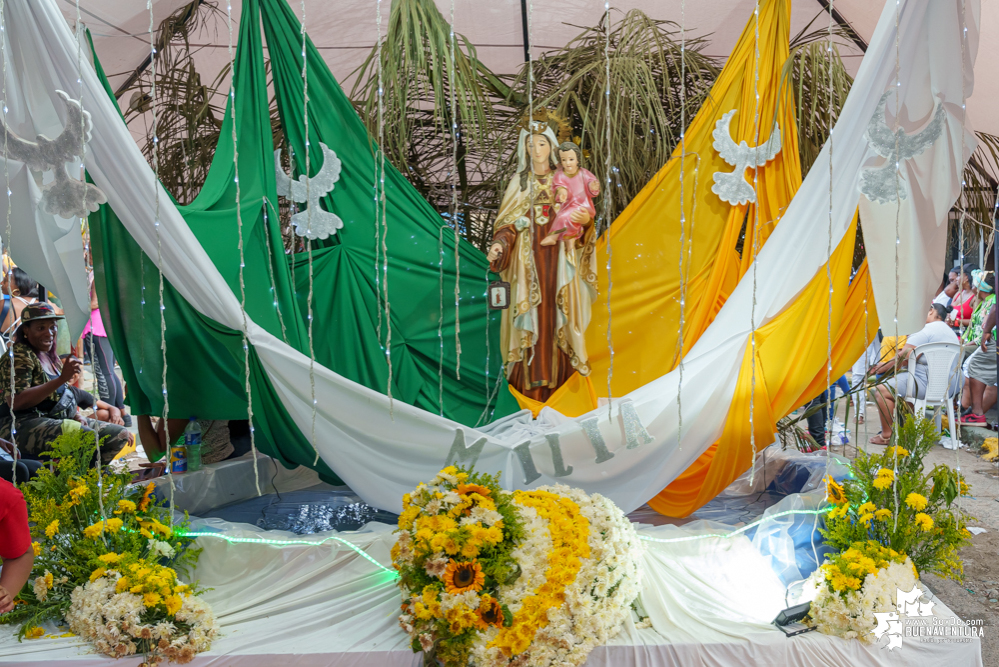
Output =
[
  {"x1": 394, "y1": 468, "x2": 641, "y2": 667},
  {"x1": 872, "y1": 468, "x2": 895, "y2": 490},
  {"x1": 488, "y1": 489, "x2": 590, "y2": 657},
  {"x1": 82, "y1": 517, "x2": 124, "y2": 539},
  {"x1": 905, "y1": 493, "x2": 928, "y2": 511}
]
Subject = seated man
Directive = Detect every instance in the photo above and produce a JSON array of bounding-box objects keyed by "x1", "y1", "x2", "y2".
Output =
[
  {"x1": 869, "y1": 303, "x2": 961, "y2": 444},
  {"x1": 0, "y1": 304, "x2": 132, "y2": 464}
]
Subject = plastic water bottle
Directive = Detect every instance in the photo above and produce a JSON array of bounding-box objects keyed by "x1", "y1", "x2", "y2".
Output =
[{"x1": 184, "y1": 418, "x2": 202, "y2": 472}]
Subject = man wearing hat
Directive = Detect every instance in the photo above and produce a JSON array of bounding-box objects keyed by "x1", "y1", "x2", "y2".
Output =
[{"x1": 0, "y1": 303, "x2": 131, "y2": 463}]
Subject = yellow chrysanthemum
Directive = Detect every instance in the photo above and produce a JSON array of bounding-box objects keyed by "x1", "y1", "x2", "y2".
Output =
[
  {"x1": 859, "y1": 513, "x2": 874, "y2": 525},
  {"x1": 858, "y1": 502, "x2": 876, "y2": 515},
  {"x1": 873, "y1": 476, "x2": 893, "y2": 491},
  {"x1": 97, "y1": 552, "x2": 123, "y2": 564},
  {"x1": 886, "y1": 445, "x2": 909, "y2": 458},
  {"x1": 43, "y1": 571, "x2": 53, "y2": 590},
  {"x1": 115, "y1": 499, "x2": 136, "y2": 514},
  {"x1": 905, "y1": 493, "x2": 928, "y2": 511},
  {"x1": 24, "y1": 627, "x2": 44, "y2": 640},
  {"x1": 31, "y1": 542, "x2": 41, "y2": 557},
  {"x1": 44, "y1": 520, "x2": 59, "y2": 538},
  {"x1": 142, "y1": 592, "x2": 162, "y2": 608},
  {"x1": 875, "y1": 508, "x2": 893, "y2": 521},
  {"x1": 914, "y1": 513, "x2": 934, "y2": 532},
  {"x1": 89, "y1": 567, "x2": 107, "y2": 583},
  {"x1": 164, "y1": 594, "x2": 183, "y2": 616}
]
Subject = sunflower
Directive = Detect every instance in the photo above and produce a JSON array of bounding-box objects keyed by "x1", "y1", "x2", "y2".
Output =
[
  {"x1": 456, "y1": 483, "x2": 491, "y2": 498},
  {"x1": 825, "y1": 476, "x2": 847, "y2": 505},
  {"x1": 443, "y1": 559, "x2": 485, "y2": 595},
  {"x1": 476, "y1": 594, "x2": 505, "y2": 630}
]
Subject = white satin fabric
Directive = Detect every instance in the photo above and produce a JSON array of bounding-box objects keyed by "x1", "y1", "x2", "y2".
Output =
[
  {"x1": 0, "y1": 0, "x2": 977, "y2": 513},
  {"x1": 0, "y1": 518, "x2": 981, "y2": 666}
]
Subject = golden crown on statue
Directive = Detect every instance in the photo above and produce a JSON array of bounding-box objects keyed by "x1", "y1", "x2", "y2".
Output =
[{"x1": 519, "y1": 108, "x2": 573, "y2": 144}]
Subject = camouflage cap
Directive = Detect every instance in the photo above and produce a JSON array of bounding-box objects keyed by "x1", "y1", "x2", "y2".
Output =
[{"x1": 20, "y1": 302, "x2": 64, "y2": 324}]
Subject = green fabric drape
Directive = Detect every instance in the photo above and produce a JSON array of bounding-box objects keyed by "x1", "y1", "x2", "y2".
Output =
[
  {"x1": 88, "y1": 13, "x2": 341, "y2": 483},
  {"x1": 88, "y1": 0, "x2": 517, "y2": 482},
  {"x1": 260, "y1": 0, "x2": 516, "y2": 425}
]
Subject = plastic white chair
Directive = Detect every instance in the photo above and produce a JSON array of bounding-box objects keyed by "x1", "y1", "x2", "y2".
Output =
[{"x1": 904, "y1": 341, "x2": 962, "y2": 450}]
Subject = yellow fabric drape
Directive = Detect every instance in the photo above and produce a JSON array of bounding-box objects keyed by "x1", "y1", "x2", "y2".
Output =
[
  {"x1": 515, "y1": 0, "x2": 800, "y2": 418},
  {"x1": 649, "y1": 219, "x2": 881, "y2": 517}
]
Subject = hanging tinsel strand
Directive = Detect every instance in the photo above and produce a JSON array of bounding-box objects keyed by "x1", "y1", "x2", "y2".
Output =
[
  {"x1": 450, "y1": 0, "x2": 462, "y2": 382},
  {"x1": 603, "y1": 0, "x2": 613, "y2": 418},
  {"x1": 147, "y1": 0, "x2": 179, "y2": 519},
  {"x1": 0, "y1": 0, "x2": 14, "y2": 487},
  {"x1": 375, "y1": 0, "x2": 393, "y2": 415},
  {"x1": 225, "y1": 0, "x2": 261, "y2": 496},
  {"x1": 891, "y1": 0, "x2": 901, "y2": 534},
  {"x1": 676, "y1": 0, "x2": 687, "y2": 454},
  {"x1": 301, "y1": 0, "x2": 319, "y2": 464}
]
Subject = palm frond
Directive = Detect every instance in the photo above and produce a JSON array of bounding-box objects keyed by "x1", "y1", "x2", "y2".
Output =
[{"x1": 514, "y1": 9, "x2": 718, "y2": 226}]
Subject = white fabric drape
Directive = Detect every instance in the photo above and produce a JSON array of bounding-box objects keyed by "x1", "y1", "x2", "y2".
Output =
[
  {"x1": 0, "y1": 519, "x2": 982, "y2": 666},
  {"x1": 2, "y1": 0, "x2": 977, "y2": 513}
]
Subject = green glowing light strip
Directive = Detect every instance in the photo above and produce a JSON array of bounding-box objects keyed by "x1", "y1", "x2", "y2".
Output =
[
  {"x1": 638, "y1": 507, "x2": 832, "y2": 544},
  {"x1": 176, "y1": 530, "x2": 399, "y2": 576}
]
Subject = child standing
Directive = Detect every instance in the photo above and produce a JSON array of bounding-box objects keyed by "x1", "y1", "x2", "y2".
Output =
[{"x1": 0, "y1": 477, "x2": 33, "y2": 613}]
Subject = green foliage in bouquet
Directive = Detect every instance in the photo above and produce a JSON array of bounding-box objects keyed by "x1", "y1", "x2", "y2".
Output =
[
  {"x1": 0, "y1": 430, "x2": 201, "y2": 638},
  {"x1": 820, "y1": 415, "x2": 973, "y2": 580}
]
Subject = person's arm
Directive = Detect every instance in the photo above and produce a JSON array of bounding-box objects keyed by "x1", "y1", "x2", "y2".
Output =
[
  {"x1": 0, "y1": 483, "x2": 33, "y2": 614},
  {"x1": 0, "y1": 548, "x2": 33, "y2": 613},
  {"x1": 871, "y1": 344, "x2": 915, "y2": 375},
  {"x1": 10, "y1": 357, "x2": 81, "y2": 411},
  {"x1": 981, "y1": 305, "x2": 997, "y2": 351},
  {"x1": 95, "y1": 399, "x2": 123, "y2": 425}
]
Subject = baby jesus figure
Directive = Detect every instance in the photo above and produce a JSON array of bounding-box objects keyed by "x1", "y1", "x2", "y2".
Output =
[{"x1": 541, "y1": 142, "x2": 600, "y2": 248}]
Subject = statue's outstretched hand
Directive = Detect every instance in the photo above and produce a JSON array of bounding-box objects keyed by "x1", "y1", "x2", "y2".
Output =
[{"x1": 487, "y1": 243, "x2": 504, "y2": 262}]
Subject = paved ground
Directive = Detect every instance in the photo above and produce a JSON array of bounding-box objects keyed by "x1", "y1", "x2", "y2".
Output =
[{"x1": 829, "y1": 397, "x2": 999, "y2": 664}]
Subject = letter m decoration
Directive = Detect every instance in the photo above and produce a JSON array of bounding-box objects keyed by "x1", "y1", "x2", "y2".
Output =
[{"x1": 444, "y1": 430, "x2": 487, "y2": 468}]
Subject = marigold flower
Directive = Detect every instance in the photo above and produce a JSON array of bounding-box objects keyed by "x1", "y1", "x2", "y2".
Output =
[
  {"x1": 44, "y1": 520, "x2": 60, "y2": 538},
  {"x1": 31, "y1": 542, "x2": 41, "y2": 557},
  {"x1": 859, "y1": 513, "x2": 874, "y2": 525},
  {"x1": 874, "y1": 508, "x2": 893, "y2": 521},
  {"x1": 873, "y1": 476, "x2": 893, "y2": 491},
  {"x1": 24, "y1": 627, "x2": 44, "y2": 640},
  {"x1": 164, "y1": 594, "x2": 183, "y2": 616},
  {"x1": 143, "y1": 592, "x2": 163, "y2": 608},
  {"x1": 905, "y1": 493, "x2": 928, "y2": 511},
  {"x1": 858, "y1": 502, "x2": 876, "y2": 515},
  {"x1": 443, "y1": 559, "x2": 485, "y2": 595},
  {"x1": 914, "y1": 513, "x2": 934, "y2": 532}
]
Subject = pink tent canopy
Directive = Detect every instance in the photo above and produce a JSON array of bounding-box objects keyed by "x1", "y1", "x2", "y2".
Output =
[{"x1": 64, "y1": 1, "x2": 992, "y2": 139}]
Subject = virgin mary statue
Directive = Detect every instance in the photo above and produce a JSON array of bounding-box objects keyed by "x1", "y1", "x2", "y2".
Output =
[{"x1": 487, "y1": 110, "x2": 598, "y2": 402}]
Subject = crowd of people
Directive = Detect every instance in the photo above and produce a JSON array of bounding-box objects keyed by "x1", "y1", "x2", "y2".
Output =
[{"x1": 805, "y1": 263, "x2": 997, "y2": 447}]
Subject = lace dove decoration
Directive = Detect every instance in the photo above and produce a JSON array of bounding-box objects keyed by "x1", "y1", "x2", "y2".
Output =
[
  {"x1": 710, "y1": 109, "x2": 782, "y2": 206},
  {"x1": 0, "y1": 90, "x2": 107, "y2": 219},
  {"x1": 859, "y1": 91, "x2": 946, "y2": 204},
  {"x1": 274, "y1": 142, "x2": 343, "y2": 240}
]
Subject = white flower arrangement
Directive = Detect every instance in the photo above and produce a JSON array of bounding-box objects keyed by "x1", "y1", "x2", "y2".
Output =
[
  {"x1": 805, "y1": 556, "x2": 921, "y2": 641},
  {"x1": 66, "y1": 570, "x2": 218, "y2": 666},
  {"x1": 393, "y1": 467, "x2": 643, "y2": 667},
  {"x1": 469, "y1": 485, "x2": 645, "y2": 667}
]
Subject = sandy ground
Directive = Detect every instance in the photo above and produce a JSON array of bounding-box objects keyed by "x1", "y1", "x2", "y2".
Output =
[{"x1": 829, "y1": 396, "x2": 999, "y2": 665}]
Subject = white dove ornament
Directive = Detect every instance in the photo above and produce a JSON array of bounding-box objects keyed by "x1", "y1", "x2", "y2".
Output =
[
  {"x1": 710, "y1": 109, "x2": 782, "y2": 206},
  {"x1": 0, "y1": 90, "x2": 107, "y2": 219},
  {"x1": 274, "y1": 142, "x2": 344, "y2": 240},
  {"x1": 859, "y1": 91, "x2": 945, "y2": 205}
]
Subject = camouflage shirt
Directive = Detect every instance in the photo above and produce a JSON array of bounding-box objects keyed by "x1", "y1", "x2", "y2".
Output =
[{"x1": 0, "y1": 342, "x2": 59, "y2": 408}]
